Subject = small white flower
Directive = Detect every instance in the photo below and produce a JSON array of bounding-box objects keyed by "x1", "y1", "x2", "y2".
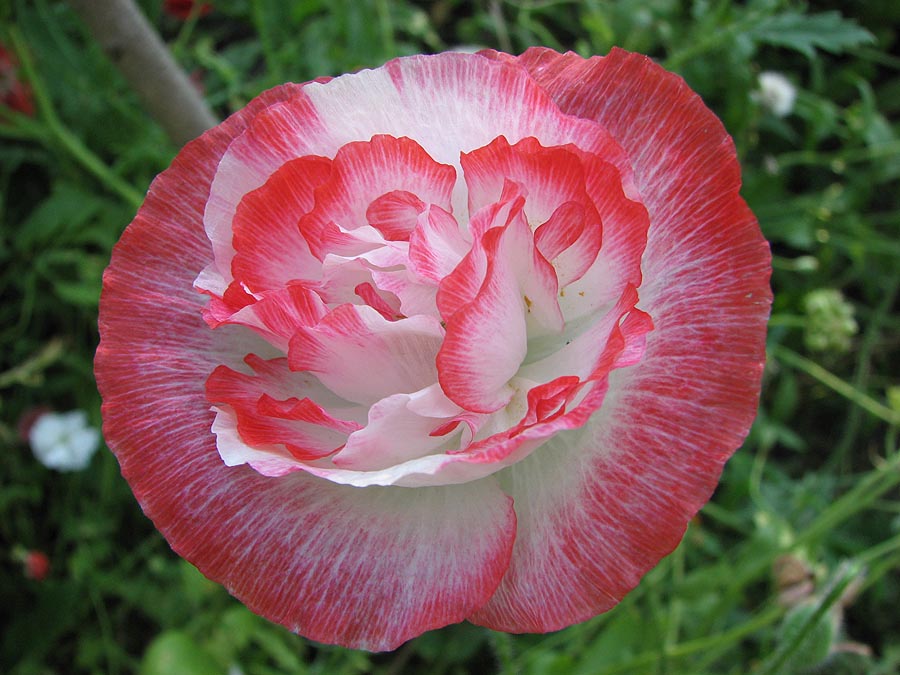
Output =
[
  {"x1": 29, "y1": 410, "x2": 101, "y2": 471},
  {"x1": 756, "y1": 71, "x2": 797, "y2": 117}
]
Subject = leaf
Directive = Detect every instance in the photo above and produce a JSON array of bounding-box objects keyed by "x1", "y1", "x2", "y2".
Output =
[
  {"x1": 775, "y1": 601, "x2": 836, "y2": 673},
  {"x1": 14, "y1": 183, "x2": 105, "y2": 253},
  {"x1": 140, "y1": 631, "x2": 223, "y2": 675},
  {"x1": 748, "y1": 11, "x2": 875, "y2": 58}
]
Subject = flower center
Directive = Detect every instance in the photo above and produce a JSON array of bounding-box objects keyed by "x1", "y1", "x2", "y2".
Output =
[{"x1": 200, "y1": 134, "x2": 652, "y2": 487}]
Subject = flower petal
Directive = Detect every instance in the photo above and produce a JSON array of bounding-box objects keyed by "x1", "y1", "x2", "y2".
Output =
[
  {"x1": 437, "y1": 195, "x2": 562, "y2": 413},
  {"x1": 289, "y1": 304, "x2": 444, "y2": 406},
  {"x1": 333, "y1": 389, "x2": 457, "y2": 470},
  {"x1": 206, "y1": 356, "x2": 361, "y2": 463},
  {"x1": 366, "y1": 190, "x2": 426, "y2": 241},
  {"x1": 299, "y1": 135, "x2": 456, "y2": 256},
  {"x1": 408, "y1": 205, "x2": 470, "y2": 284},
  {"x1": 461, "y1": 136, "x2": 589, "y2": 227},
  {"x1": 230, "y1": 155, "x2": 333, "y2": 294},
  {"x1": 216, "y1": 283, "x2": 328, "y2": 351}
]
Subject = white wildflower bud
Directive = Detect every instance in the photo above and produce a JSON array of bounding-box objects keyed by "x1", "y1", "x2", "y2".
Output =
[
  {"x1": 29, "y1": 410, "x2": 101, "y2": 471},
  {"x1": 756, "y1": 71, "x2": 797, "y2": 118}
]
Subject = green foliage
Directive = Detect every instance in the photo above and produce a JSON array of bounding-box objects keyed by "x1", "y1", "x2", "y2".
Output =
[
  {"x1": 2, "y1": 0, "x2": 899, "y2": 674},
  {"x1": 746, "y1": 10, "x2": 875, "y2": 58}
]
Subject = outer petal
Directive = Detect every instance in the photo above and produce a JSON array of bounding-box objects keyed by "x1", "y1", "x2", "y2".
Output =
[
  {"x1": 468, "y1": 48, "x2": 772, "y2": 631},
  {"x1": 95, "y1": 83, "x2": 517, "y2": 650}
]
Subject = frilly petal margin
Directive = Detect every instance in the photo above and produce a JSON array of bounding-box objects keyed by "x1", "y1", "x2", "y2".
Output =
[
  {"x1": 467, "y1": 48, "x2": 772, "y2": 631},
  {"x1": 95, "y1": 82, "x2": 517, "y2": 651}
]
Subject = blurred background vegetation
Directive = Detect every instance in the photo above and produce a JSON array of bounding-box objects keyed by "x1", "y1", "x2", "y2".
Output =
[{"x1": 1, "y1": 0, "x2": 899, "y2": 673}]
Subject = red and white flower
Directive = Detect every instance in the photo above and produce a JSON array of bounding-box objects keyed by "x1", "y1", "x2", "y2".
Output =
[{"x1": 96, "y1": 48, "x2": 771, "y2": 650}]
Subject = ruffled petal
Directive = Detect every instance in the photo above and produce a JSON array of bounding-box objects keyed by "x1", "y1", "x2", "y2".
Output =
[
  {"x1": 333, "y1": 389, "x2": 459, "y2": 470},
  {"x1": 408, "y1": 205, "x2": 470, "y2": 284},
  {"x1": 215, "y1": 283, "x2": 328, "y2": 351},
  {"x1": 461, "y1": 136, "x2": 590, "y2": 227},
  {"x1": 366, "y1": 190, "x2": 426, "y2": 241},
  {"x1": 289, "y1": 304, "x2": 444, "y2": 406},
  {"x1": 299, "y1": 135, "x2": 456, "y2": 256},
  {"x1": 206, "y1": 356, "x2": 361, "y2": 464},
  {"x1": 437, "y1": 193, "x2": 562, "y2": 413},
  {"x1": 230, "y1": 155, "x2": 332, "y2": 294}
]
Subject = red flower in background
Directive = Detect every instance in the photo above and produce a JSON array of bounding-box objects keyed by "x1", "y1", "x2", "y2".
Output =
[
  {"x1": 20, "y1": 550, "x2": 51, "y2": 580},
  {"x1": 0, "y1": 44, "x2": 35, "y2": 116},
  {"x1": 163, "y1": 0, "x2": 212, "y2": 21},
  {"x1": 96, "y1": 48, "x2": 771, "y2": 650}
]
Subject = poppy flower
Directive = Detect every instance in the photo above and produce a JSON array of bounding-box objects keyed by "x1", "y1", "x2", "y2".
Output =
[
  {"x1": 0, "y1": 44, "x2": 35, "y2": 116},
  {"x1": 13, "y1": 548, "x2": 51, "y2": 581},
  {"x1": 162, "y1": 0, "x2": 212, "y2": 21},
  {"x1": 96, "y1": 48, "x2": 771, "y2": 650},
  {"x1": 24, "y1": 550, "x2": 51, "y2": 580}
]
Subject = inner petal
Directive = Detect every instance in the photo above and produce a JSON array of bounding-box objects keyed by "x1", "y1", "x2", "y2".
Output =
[
  {"x1": 230, "y1": 155, "x2": 333, "y2": 295},
  {"x1": 288, "y1": 304, "x2": 445, "y2": 406},
  {"x1": 437, "y1": 192, "x2": 562, "y2": 414},
  {"x1": 333, "y1": 389, "x2": 462, "y2": 471},
  {"x1": 461, "y1": 136, "x2": 592, "y2": 227},
  {"x1": 299, "y1": 135, "x2": 457, "y2": 258},
  {"x1": 206, "y1": 355, "x2": 363, "y2": 464}
]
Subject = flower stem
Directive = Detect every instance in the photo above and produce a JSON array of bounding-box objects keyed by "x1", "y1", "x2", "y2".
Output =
[
  {"x1": 67, "y1": 0, "x2": 218, "y2": 147},
  {"x1": 6, "y1": 28, "x2": 145, "y2": 208},
  {"x1": 771, "y1": 344, "x2": 900, "y2": 427},
  {"x1": 756, "y1": 562, "x2": 862, "y2": 675}
]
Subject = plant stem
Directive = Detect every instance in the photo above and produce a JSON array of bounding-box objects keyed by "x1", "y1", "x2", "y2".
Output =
[
  {"x1": 756, "y1": 562, "x2": 862, "y2": 675},
  {"x1": 771, "y1": 344, "x2": 900, "y2": 427},
  {"x1": 598, "y1": 604, "x2": 784, "y2": 674},
  {"x1": 67, "y1": 0, "x2": 218, "y2": 147},
  {"x1": 7, "y1": 28, "x2": 145, "y2": 208},
  {"x1": 0, "y1": 338, "x2": 66, "y2": 389}
]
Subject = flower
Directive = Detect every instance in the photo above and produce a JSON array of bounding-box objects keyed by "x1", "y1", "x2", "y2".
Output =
[
  {"x1": 12, "y1": 546, "x2": 51, "y2": 580},
  {"x1": 0, "y1": 43, "x2": 35, "y2": 116},
  {"x1": 163, "y1": 0, "x2": 212, "y2": 21},
  {"x1": 96, "y1": 48, "x2": 771, "y2": 650},
  {"x1": 23, "y1": 550, "x2": 51, "y2": 580},
  {"x1": 755, "y1": 71, "x2": 797, "y2": 118},
  {"x1": 29, "y1": 410, "x2": 101, "y2": 471}
]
